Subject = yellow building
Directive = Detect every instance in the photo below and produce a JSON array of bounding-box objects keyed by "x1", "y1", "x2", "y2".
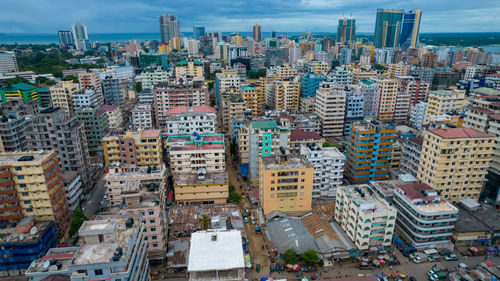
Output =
[
  {"x1": 158, "y1": 43, "x2": 169, "y2": 54},
  {"x1": 231, "y1": 34, "x2": 243, "y2": 46},
  {"x1": 102, "y1": 129, "x2": 162, "y2": 167},
  {"x1": 169, "y1": 36, "x2": 181, "y2": 50},
  {"x1": 175, "y1": 60, "x2": 204, "y2": 78},
  {"x1": 49, "y1": 80, "x2": 79, "y2": 117},
  {"x1": 222, "y1": 94, "x2": 247, "y2": 131},
  {"x1": 259, "y1": 153, "x2": 314, "y2": 215},
  {"x1": 373, "y1": 78, "x2": 399, "y2": 122},
  {"x1": 387, "y1": 62, "x2": 410, "y2": 79},
  {"x1": 417, "y1": 128, "x2": 495, "y2": 202},
  {"x1": 173, "y1": 172, "x2": 228, "y2": 204},
  {"x1": 307, "y1": 60, "x2": 329, "y2": 74},
  {"x1": 0, "y1": 151, "x2": 70, "y2": 236},
  {"x1": 265, "y1": 77, "x2": 300, "y2": 112},
  {"x1": 241, "y1": 83, "x2": 264, "y2": 116},
  {"x1": 424, "y1": 89, "x2": 467, "y2": 124}
]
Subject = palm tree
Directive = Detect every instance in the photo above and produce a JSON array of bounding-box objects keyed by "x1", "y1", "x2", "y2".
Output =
[{"x1": 199, "y1": 215, "x2": 211, "y2": 230}]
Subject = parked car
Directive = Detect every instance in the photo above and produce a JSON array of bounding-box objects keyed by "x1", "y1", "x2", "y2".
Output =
[
  {"x1": 244, "y1": 217, "x2": 249, "y2": 223},
  {"x1": 359, "y1": 262, "x2": 373, "y2": 270},
  {"x1": 413, "y1": 256, "x2": 423, "y2": 264},
  {"x1": 428, "y1": 255, "x2": 440, "y2": 262},
  {"x1": 445, "y1": 253, "x2": 459, "y2": 261},
  {"x1": 439, "y1": 249, "x2": 453, "y2": 256},
  {"x1": 409, "y1": 253, "x2": 418, "y2": 259},
  {"x1": 251, "y1": 216, "x2": 256, "y2": 224}
]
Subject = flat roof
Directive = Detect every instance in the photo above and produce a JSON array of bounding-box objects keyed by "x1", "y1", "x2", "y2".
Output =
[
  {"x1": 166, "y1": 105, "x2": 215, "y2": 114},
  {"x1": 251, "y1": 120, "x2": 278, "y2": 130},
  {"x1": 396, "y1": 183, "x2": 458, "y2": 214},
  {"x1": 174, "y1": 172, "x2": 227, "y2": 186},
  {"x1": 0, "y1": 151, "x2": 54, "y2": 164},
  {"x1": 188, "y1": 230, "x2": 244, "y2": 271},
  {"x1": 141, "y1": 129, "x2": 161, "y2": 138},
  {"x1": 290, "y1": 128, "x2": 322, "y2": 141},
  {"x1": 429, "y1": 127, "x2": 493, "y2": 139}
]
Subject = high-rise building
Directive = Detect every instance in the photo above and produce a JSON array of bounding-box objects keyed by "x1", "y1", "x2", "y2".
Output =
[
  {"x1": 0, "y1": 51, "x2": 18, "y2": 74},
  {"x1": 300, "y1": 72, "x2": 325, "y2": 97},
  {"x1": 72, "y1": 23, "x2": 89, "y2": 51},
  {"x1": 393, "y1": 182, "x2": 458, "y2": 249},
  {"x1": 424, "y1": 89, "x2": 466, "y2": 125},
  {"x1": 259, "y1": 151, "x2": 314, "y2": 215},
  {"x1": 0, "y1": 151, "x2": 70, "y2": 236},
  {"x1": 49, "y1": 80, "x2": 79, "y2": 117},
  {"x1": 164, "y1": 105, "x2": 216, "y2": 135},
  {"x1": 417, "y1": 128, "x2": 495, "y2": 202},
  {"x1": 78, "y1": 72, "x2": 103, "y2": 103},
  {"x1": 0, "y1": 111, "x2": 29, "y2": 153},
  {"x1": 159, "y1": 14, "x2": 180, "y2": 43},
  {"x1": 57, "y1": 31, "x2": 74, "y2": 50},
  {"x1": 399, "y1": 9, "x2": 422, "y2": 49},
  {"x1": 264, "y1": 77, "x2": 300, "y2": 112},
  {"x1": 340, "y1": 48, "x2": 352, "y2": 65},
  {"x1": 336, "y1": 17, "x2": 356, "y2": 43},
  {"x1": 175, "y1": 60, "x2": 204, "y2": 78},
  {"x1": 374, "y1": 9, "x2": 404, "y2": 48},
  {"x1": 25, "y1": 107, "x2": 91, "y2": 188},
  {"x1": 400, "y1": 136, "x2": 423, "y2": 178},
  {"x1": 102, "y1": 76, "x2": 125, "y2": 105},
  {"x1": 346, "y1": 121, "x2": 396, "y2": 183},
  {"x1": 253, "y1": 24, "x2": 262, "y2": 42},
  {"x1": 75, "y1": 107, "x2": 109, "y2": 153},
  {"x1": 139, "y1": 53, "x2": 168, "y2": 69},
  {"x1": 102, "y1": 129, "x2": 162, "y2": 167},
  {"x1": 315, "y1": 82, "x2": 346, "y2": 138},
  {"x1": 335, "y1": 184, "x2": 397, "y2": 250},
  {"x1": 373, "y1": 78, "x2": 399, "y2": 122},
  {"x1": 193, "y1": 25, "x2": 205, "y2": 40}
]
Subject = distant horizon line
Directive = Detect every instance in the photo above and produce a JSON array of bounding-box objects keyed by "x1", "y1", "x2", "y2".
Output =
[{"x1": 2, "y1": 31, "x2": 500, "y2": 35}]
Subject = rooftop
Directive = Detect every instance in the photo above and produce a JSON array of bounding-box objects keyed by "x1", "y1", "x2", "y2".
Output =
[
  {"x1": 342, "y1": 185, "x2": 394, "y2": 213},
  {"x1": 141, "y1": 129, "x2": 161, "y2": 138},
  {"x1": 429, "y1": 127, "x2": 493, "y2": 139},
  {"x1": 396, "y1": 183, "x2": 458, "y2": 214},
  {"x1": 187, "y1": 230, "x2": 245, "y2": 272},
  {"x1": 0, "y1": 150, "x2": 54, "y2": 164},
  {"x1": 407, "y1": 136, "x2": 424, "y2": 146},
  {"x1": 455, "y1": 200, "x2": 500, "y2": 233},
  {"x1": 261, "y1": 155, "x2": 311, "y2": 170},
  {"x1": 267, "y1": 217, "x2": 318, "y2": 254},
  {"x1": 167, "y1": 134, "x2": 224, "y2": 151},
  {"x1": 251, "y1": 120, "x2": 278, "y2": 130},
  {"x1": 166, "y1": 105, "x2": 215, "y2": 114},
  {"x1": 25, "y1": 247, "x2": 79, "y2": 276},
  {"x1": 61, "y1": 171, "x2": 79, "y2": 184},
  {"x1": 74, "y1": 217, "x2": 139, "y2": 265},
  {"x1": 0, "y1": 219, "x2": 51, "y2": 244},
  {"x1": 290, "y1": 128, "x2": 322, "y2": 141}
]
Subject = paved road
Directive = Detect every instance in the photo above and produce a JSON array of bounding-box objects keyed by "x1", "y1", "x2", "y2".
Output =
[{"x1": 82, "y1": 179, "x2": 105, "y2": 218}]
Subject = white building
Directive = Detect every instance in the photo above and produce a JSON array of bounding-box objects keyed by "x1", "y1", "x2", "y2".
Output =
[
  {"x1": 335, "y1": 185, "x2": 397, "y2": 250},
  {"x1": 72, "y1": 87, "x2": 103, "y2": 109},
  {"x1": 410, "y1": 101, "x2": 427, "y2": 130},
  {"x1": 188, "y1": 230, "x2": 245, "y2": 281},
  {"x1": 315, "y1": 82, "x2": 346, "y2": 138},
  {"x1": 340, "y1": 48, "x2": 352, "y2": 65},
  {"x1": 131, "y1": 104, "x2": 154, "y2": 129},
  {"x1": 328, "y1": 66, "x2": 353, "y2": 86},
  {"x1": 374, "y1": 48, "x2": 394, "y2": 64},
  {"x1": 0, "y1": 51, "x2": 18, "y2": 74},
  {"x1": 61, "y1": 171, "x2": 83, "y2": 210},
  {"x1": 300, "y1": 143, "x2": 345, "y2": 198},
  {"x1": 188, "y1": 39, "x2": 200, "y2": 55},
  {"x1": 165, "y1": 105, "x2": 217, "y2": 135},
  {"x1": 97, "y1": 104, "x2": 123, "y2": 128},
  {"x1": 96, "y1": 65, "x2": 134, "y2": 81},
  {"x1": 140, "y1": 67, "x2": 174, "y2": 89}
]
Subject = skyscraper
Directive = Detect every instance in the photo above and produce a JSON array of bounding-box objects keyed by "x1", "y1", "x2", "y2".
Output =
[
  {"x1": 374, "y1": 9, "x2": 403, "y2": 48},
  {"x1": 193, "y1": 25, "x2": 205, "y2": 40},
  {"x1": 0, "y1": 51, "x2": 18, "y2": 73},
  {"x1": 71, "y1": 23, "x2": 89, "y2": 50},
  {"x1": 399, "y1": 9, "x2": 422, "y2": 50},
  {"x1": 336, "y1": 17, "x2": 356, "y2": 43},
  {"x1": 57, "y1": 31, "x2": 74, "y2": 50},
  {"x1": 159, "y1": 14, "x2": 180, "y2": 43},
  {"x1": 253, "y1": 24, "x2": 261, "y2": 42}
]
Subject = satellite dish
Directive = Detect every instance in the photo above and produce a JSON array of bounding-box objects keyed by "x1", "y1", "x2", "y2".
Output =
[
  {"x1": 42, "y1": 260, "x2": 50, "y2": 269},
  {"x1": 30, "y1": 226, "x2": 38, "y2": 235}
]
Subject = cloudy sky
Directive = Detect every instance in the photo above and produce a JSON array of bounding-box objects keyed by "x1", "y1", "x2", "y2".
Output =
[{"x1": 1, "y1": 0, "x2": 499, "y2": 34}]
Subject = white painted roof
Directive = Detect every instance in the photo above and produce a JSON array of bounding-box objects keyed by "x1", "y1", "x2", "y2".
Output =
[{"x1": 187, "y1": 230, "x2": 244, "y2": 272}]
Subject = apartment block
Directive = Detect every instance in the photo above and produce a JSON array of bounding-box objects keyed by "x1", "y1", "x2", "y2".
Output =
[
  {"x1": 72, "y1": 87, "x2": 103, "y2": 109},
  {"x1": 0, "y1": 151, "x2": 70, "y2": 236},
  {"x1": 265, "y1": 77, "x2": 300, "y2": 112},
  {"x1": 350, "y1": 68, "x2": 377, "y2": 85},
  {"x1": 140, "y1": 66, "x2": 174, "y2": 89},
  {"x1": 222, "y1": 95, "x2": 247, "y2": 131},
  {"x1": 215, "y1": 70, "x2": 240, "y2": 106},
  {"x1": 346, "y1": 121, "x2": 396, "y2": 183},
  {"x1": 104, "y1": 163, "x2": 167, "y2": 260},
  {"x1": 25, "y1": 107, "x2": 91, "y2": 188},
  {"x1": 240, "y1": 84, "x2": 263, "y2": 116},
  {"x1": 167, "y1": 133, "x2": 228, "y2": 204},
  {"x1": 355, "y1": 80, "x2": 380, "y2": 118},
  {"x1": 102, "y1": 129, "x2": 162, "y2": 167},
  {"x1": 266, "y1": 65, "x2": 298, "y2": 80},
  {"x1": 248, "y1": 119, "x2": 290, "y2": 184},
  {"x1": 61, "y1": 171, "x2": 82, "y2": 211},
  {"x1": 393, "y1": 183, "x2": 458, "y2": 249},
  {"x1": 301, "y1": 72, "x2": 325, "y2": 97},
  {"x1": 76, "y1": 107, "x2": 110, "y2": 154},
  {"x1": 131, "y1": 104, "x2": 154, "y2": 130},
  {"x1": 0, "y1": 112, "x2": 28, "y2": 152},
  {"x1": 289, "y1": 129, "x2": 323, "y2": 154},
  {"x1": 0, "y1": 83, "x2": 40, "y2": 106},
  {"x1": 300, "y1": 142, "x2": 345, "y2": 198},
  {"x1": 417, "y1": 128, "x2": 495, "y2": 202},
  {"x1": 335, "y1": 185, "x2": 397, "y2": 250},
  {"x1": 49, "y1": 80, "x2": 79, "y2": 117},
  {"x1": 175, "y1": 60, "x2": 204, "y2": 79},
  {"x1": 394, "y1": 90, "x2": 411, "y2": 124},
  {"x1": 315, "y1": 82, "x2": 346, "y2": 138},
  {"x1": 387, "y1": 62, "x2": 410, "y2": 79},
  {"x1": 78, "y1": 72, "x2": 103, "y2": 104},
  {"x1": 153, "y1": 78, "x2": 209, "y2": 128},
  {"x1": 409, "y1": 101, "x2": 427, "y2": 130},
  {"x1": 259, "y1": 152, "x2": 314, "y2": 215},
  {"x1": 373, "y1": 78, "x2": 398, "y2": 122},
  {"x1": 400, "y1": 137, "x2": 423, "y2": 178},
  {"x1": 96, "y1": 104, "x2": 122, "y2": 129},
  {"x1": 25, "y1": 217, "x2": 151, "y2": 281},
  {"x1": 396, "y1": 76, "x2": 430, "y2": 106},
  {"x1": 307, "y1": 60, "x2": 329, "y2": 74},
  {"x1": 424, "y1": 89, "x2": 466, "y2": 125},
  {"x1": 102, "y1": 76, "x2": 125, "y2": 105},
  {"x1": 164, "y1": 105, "x2": 216, "y2": 134}
]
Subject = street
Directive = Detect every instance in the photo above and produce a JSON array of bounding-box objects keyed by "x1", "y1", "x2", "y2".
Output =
[{"x1": 81, "y1": 179, "x2": 105, "y2": 218}]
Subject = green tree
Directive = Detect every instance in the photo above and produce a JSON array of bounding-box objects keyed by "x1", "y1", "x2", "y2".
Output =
[
  {"x1": 247, "y1": 69, "x2": 266, "y2": 79},
  {"x1": 228, "y1": 192, "x2": 242, "y2": 203},
  {"x1": 199, "y1": 214, "x2": 211, "y2": 230},
  {"x1": 135, "y1": 81, "x2": 142, "y2": 92},
  {"x1": 322, "y1": 141, "x2": 333, "y2": 148},
  {"x1": 283, "y1": 249, "x2": 299, "y2": 264},
  {"x1": 68, "y1": 208, "x2": 88, "y2": 238},
  {"x1": 230, "y1": 137, "x2": 237, "y2": 157},
  {"x1": 300, "y1": 249, "x2": 320, "y2": 266},
  {"x1": 374, "y1": 64, "x2": 388, "y2": 71},
  {"x1": 65, "y1": 75, "x2": 79, "y2": 83}
]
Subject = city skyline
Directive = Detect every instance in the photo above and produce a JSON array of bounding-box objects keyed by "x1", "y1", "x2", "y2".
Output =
[{"x1": 1, "y1": 0, "x2": 499, "y2": 34}]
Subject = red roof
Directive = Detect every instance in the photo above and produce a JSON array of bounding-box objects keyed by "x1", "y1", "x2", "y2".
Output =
[
  {"x1": 408, "y1": 136, "x2": 424, "y2": 146},
  {"x1": 430, "y1": 127, "x2": 493, "y2": 139},
  {"x1": 274, "y1": 115, "x2": 294, "y2": 123},
  {"x1": 167, "y1": 105, "x2": 215, "y2": 114},
  {"x1": 39, "y1": 253, "x2": 75, "y2": 260},
  {"x1": 398, "y1": 183, "x2": 434, "y2": 200},
  {"x1": 290, "y1": 129, "x2": 322, "y2": 141},
  {"x1": 490, "y1": 114, "x2": 500, "y2": 120},
  {"x1": 141, "y1": 129, "x2": 161, "y2": 138}
]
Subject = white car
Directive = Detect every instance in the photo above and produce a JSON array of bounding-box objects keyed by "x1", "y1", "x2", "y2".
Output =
[{"x1": 413, "y1": 256, "x2": 423, "y2": 264}]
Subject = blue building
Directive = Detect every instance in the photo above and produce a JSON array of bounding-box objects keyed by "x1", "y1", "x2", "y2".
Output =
[
  {"x1": 399, "y1": 9, "x2": 422, "y2": 50},
  {"x1": 193, "y1": 25, "x2": 205, "y2": 40},
  {"x1": 344, "y1": 91, "x2": 364, "y2": 136},
  {"x1": 300, "y1": 73, "x2": 325, "y2": 97},
  {"x1": 0, "y1": 219, "x2": 58, "y2": 276}
]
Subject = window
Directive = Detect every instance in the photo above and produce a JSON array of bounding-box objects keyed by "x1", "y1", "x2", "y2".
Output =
[
  {"x1": 148, "y1": 211, "x2": 154, "y2": 215},
  {"x1": 94, "y1": 269, "x2": 103, "y2": 275},
  {"x1": 152, "y1": 235, "x2": 157, "y2": 240},
  {"x1": 17, "y1": 175, "x2": 24, "y2": 180},
  {"x1": 150, "y1": 219, "x2": 155, "y2": 224}
]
